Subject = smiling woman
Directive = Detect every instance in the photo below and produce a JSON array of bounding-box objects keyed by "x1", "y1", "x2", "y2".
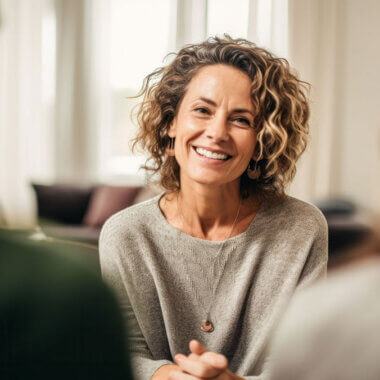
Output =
[
  {"x1": 99, "y1": 35, "x2": 328, "y2": 380},
  {"x1": 167, "y1": 64, "x2": 257, "y2": 194},
  {"x1": 133, "y1": 35, "x2": 309, "y2": 201}
]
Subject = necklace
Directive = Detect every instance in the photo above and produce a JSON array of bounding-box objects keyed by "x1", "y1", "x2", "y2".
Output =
[{"x1": 176, "y1": 193, "x2": 242, "y2": 332}]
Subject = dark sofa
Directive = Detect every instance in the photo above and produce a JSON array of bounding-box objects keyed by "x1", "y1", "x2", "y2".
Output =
[{"x1": 31, "y1": 182, "x2": 159, "y2": 246}]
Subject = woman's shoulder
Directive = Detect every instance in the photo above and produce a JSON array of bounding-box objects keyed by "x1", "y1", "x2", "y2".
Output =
[
  {"x1": 263, "y1": 195, "x2": 328, "y2": 231},
  {"x1": 99, "y1": 193, "x2": 163, "y2": 242},
  {"x1": 283, "y1": 195, "x2": 326, "y2": 219}
]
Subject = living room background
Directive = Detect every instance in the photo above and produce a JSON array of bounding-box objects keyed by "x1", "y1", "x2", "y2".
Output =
[{"x1": 0, "y1": 0, "x2": 379, "y2": 227}]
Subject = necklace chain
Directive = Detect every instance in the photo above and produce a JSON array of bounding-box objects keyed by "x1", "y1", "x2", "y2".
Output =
[
  {"x1": 176, "y1": 193, "x2": 242, "y2": 332},
  {"x1": 176, "y1": 193, "x2": 242, "y2": 241}
]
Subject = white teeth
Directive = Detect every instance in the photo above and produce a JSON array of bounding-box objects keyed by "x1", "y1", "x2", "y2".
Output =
[{"x1": 195, "y1": 147, "x2": 229, "y2": 160}]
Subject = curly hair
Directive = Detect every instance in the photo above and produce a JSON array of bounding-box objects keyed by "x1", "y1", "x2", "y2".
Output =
[{"x1": 132, "y1": 35, "x2": 310, "y2": 200}]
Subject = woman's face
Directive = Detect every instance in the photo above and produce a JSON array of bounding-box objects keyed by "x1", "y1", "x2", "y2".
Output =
[{"x1": 169, "y1": 64, "x2": 257, "y2": 188}]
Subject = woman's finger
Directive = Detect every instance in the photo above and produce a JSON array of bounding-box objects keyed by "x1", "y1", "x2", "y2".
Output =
[
  {"x1": 200, "y1": 351, "x2": 228, "y2": 370},
  {"x1": 188, "y1": 353, "x2": 200, "y2": 361},
  {"x1": 188, "y1": 340, "x2": 229, "y2": 371},
  {"x1": 189, "y1": 339, "x2": 208, "y2": 355},
  {"x1": 174, "y1": 353, "x2": 223, "y2": 378}
]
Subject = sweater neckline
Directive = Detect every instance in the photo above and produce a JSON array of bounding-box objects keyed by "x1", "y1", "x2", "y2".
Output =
[{"x1": 153, "y1": 192, "x2": 269, "y2": 246}]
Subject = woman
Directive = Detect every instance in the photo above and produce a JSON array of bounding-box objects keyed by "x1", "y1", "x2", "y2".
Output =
[{"x1": 99, "y1": 36, "x2": 328, "y2": 380}]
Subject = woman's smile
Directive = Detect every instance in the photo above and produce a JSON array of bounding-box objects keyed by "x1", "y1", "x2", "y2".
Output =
[
  {"x1": 168, "y1": 64, "x2": 257, "y2": 187},
  {"x1": 192, "y1": 146, "x2": 232, "y2": 162}
]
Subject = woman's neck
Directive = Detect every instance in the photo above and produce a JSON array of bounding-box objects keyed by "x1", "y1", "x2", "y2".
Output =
[{"x1": 161, "y1": 179, "x2": 259, "y2": 241}]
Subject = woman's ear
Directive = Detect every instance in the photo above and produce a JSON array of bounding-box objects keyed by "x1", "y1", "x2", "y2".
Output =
[
  {"x1": 166, "y1": 120, "x2": 176, "y2": 156},
  {"x1": 168, "y1": 118, "x2": 176, "y2": 138}
]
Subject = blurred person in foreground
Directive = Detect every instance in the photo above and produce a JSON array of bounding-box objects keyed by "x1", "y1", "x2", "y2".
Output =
[
  {"x1": 0, "y1": 229, "x2": 133, "y2": 379},
  {"x1": 99, "y1": 35, "x2": 328, "y2": 380},
  {"x1": 270, "y1": 218, "x2": 380, "y2": 380}
]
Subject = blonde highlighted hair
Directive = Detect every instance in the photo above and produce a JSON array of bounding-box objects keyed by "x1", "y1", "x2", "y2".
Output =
[{"x1": 132, "y1": 35, "x2": 310, "y2": 199}]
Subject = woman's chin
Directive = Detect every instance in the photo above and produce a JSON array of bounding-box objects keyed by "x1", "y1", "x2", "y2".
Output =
[{"x1": 184, "y1": 172, "x2": 237, "y2": 187}]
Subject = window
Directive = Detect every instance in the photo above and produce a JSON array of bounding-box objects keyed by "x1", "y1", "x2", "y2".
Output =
[
  {"x1": 207, "y1": 0, "x2": 250, "y2": 38},
  {"x1": 104, "y1": 0, "x2": 288, "y2": 177},
  {"x1": 106, "y1": 0, "x2": 173, "y2": 177}
]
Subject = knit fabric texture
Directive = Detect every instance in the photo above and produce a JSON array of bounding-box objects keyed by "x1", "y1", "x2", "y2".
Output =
[{"x1": 99, "y1": 194, "x2": 328, "y2": 379}]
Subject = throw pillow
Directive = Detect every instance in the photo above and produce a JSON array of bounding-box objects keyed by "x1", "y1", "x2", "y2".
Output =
[{"x1": 83, "y1": 185, "x2": 141, "y2": 227}]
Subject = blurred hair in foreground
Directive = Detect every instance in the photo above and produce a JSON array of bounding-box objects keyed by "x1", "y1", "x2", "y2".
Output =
[{"x1": 271, "y1": 216, "x2": 380, "y2": 380}]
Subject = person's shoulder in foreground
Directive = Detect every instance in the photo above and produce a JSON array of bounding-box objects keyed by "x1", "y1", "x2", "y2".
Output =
[
  {"x1": 0, "y1": 229, "x2": 134, "y2": 380},
  {"x1": 270, "y1": 257, "x2": 380, "y2": 380}
]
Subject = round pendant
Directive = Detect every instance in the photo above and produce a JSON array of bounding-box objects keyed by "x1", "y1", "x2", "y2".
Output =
[{"x1": 201, "y1": 320, "x2": 214, "y2": 332}]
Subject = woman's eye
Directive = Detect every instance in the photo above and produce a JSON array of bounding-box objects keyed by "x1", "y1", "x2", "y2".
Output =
[
  {"x1": 194, "y1": 107, "x2": 209, "y2": 114},
  {"x1": 233, "y1": 117, "x2": 251, "y2": 126}
]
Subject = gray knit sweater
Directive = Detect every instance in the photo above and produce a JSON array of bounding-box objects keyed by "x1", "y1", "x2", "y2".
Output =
[{"x1": 99, "y1": 194, "x2": 328, "y2": 380}]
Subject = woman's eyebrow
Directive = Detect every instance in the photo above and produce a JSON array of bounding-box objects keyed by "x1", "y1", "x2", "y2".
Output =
[
  {"x1": 196, "y1": 97, "x2": 217, "y2": 106},
  {"x1": 231, "y1": 108, "x2": 254, "y2": 116},
  {"x1": 195, "y1": 97, "x2": 254, "y2": 116}
]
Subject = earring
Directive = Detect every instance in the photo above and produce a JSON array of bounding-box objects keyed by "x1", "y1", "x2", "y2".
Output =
[
  {"x1": 168, "y1": 136, "x2": 175, "y2": 150},
  {"x1": 247, "y1": 159, "x2": 260, "y2": 180},
  {"x1": 166, "y1": 136, "x2": 175, "y2": 156}
]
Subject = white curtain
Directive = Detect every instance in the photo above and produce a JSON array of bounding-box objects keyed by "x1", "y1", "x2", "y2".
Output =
[
  {"x1": 287, "y1": 0, "x2": 380, "y2": 211},
  {"x1": 54, "y1": 0, "x2": 110, "y2": 183},
  {"x1": 0, "y1": 0, "x2": 55, "y2": 228},
  {"x1": 174, "y1": 0, "x2": 207, "y2": 49},
  {"x1": 248, "y1": 0, "x2": 288, "y2": 58},
  {"x1": 287, "y1": 0, "x2": 342, "y2": 202},
  {"x1": 0, "y1": 0, "x2": 112, "y2": 227}
]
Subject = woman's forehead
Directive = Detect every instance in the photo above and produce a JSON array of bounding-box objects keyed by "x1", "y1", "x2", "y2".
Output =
[{"x1": 183, "y1": 64, "x2": 253, "y2": 108}]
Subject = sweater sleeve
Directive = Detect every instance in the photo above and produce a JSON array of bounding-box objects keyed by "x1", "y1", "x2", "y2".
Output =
[
  {"x1": 99, "y1": 220, "x2": 173, "y2": 380},
  {"x1": 297, "y1": 213, "x2": 329, "y2": 290},
  {"x1": 242, "y1": 210, "x2": 329, "y2": 380}
]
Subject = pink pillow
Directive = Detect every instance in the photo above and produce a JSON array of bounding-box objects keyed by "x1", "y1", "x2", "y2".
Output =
[{"x1": 83, "y1": 185, "x2": 141, "y2": 227}]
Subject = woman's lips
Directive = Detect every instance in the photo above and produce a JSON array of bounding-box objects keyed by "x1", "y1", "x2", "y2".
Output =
[
  {"x1": 192, "y1": 145, "x2": 232, "y2": 156},
  {"x1": 191, "y1": 146, "x2": 232, "y2": 164}
]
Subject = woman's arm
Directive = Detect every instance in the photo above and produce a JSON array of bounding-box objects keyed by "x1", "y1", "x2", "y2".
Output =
[{"x1": 99, "y1": 221, "x2": 173, "y2": 380}]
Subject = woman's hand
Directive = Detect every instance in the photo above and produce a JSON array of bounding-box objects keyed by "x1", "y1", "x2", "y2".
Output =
[{"x1": 169, "y1": 340, "x2": 245, "y2": 379}]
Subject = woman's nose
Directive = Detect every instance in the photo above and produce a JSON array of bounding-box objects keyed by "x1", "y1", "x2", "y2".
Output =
[{"x1": 206, "y1": 115, "x2": 229, "y2": 142}]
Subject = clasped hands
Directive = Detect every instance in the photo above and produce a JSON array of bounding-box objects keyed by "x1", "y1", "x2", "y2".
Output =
[{"x1": 168, "y1": 340, "x2": 244, "y2": 380}]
